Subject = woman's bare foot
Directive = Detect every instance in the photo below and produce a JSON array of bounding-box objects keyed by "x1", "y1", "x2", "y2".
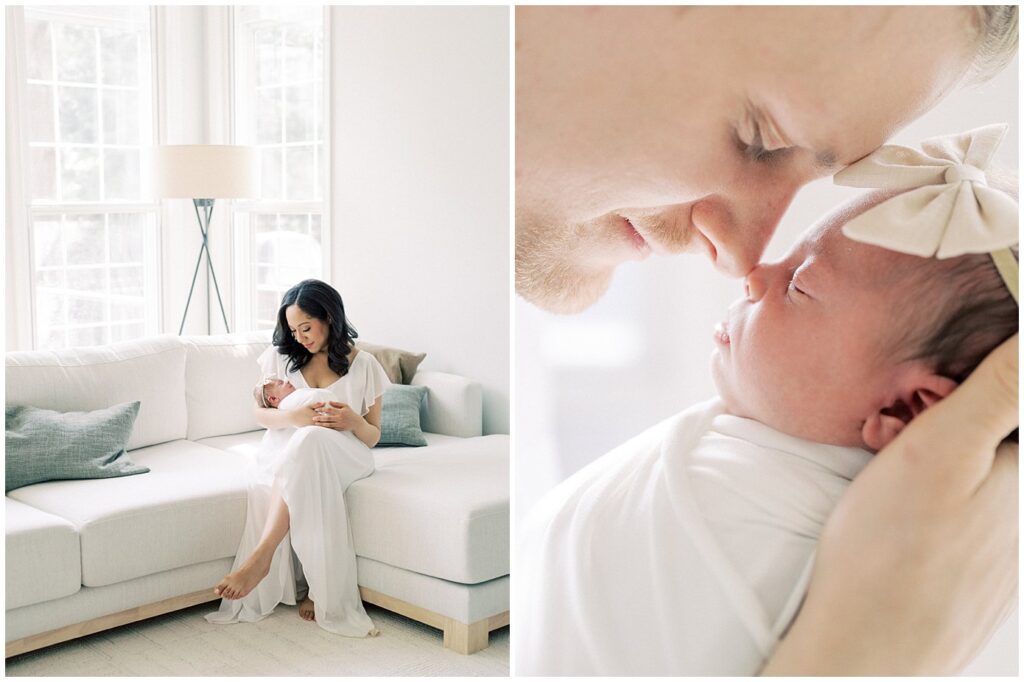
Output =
[
  {"x1": 214, "y1": 551, "x2": 273, "y2": 600},
  {"x1": 299, "y1": 597, "x2": 316, "y2": 621}
]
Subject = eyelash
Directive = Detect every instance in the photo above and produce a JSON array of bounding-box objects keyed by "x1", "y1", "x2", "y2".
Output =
[
  {"x1": 787, "y1": 275, "x2": 807, "y2": 299},
  {"x1": 735, "y1": 124, "x2": 790, "y2": 164}
]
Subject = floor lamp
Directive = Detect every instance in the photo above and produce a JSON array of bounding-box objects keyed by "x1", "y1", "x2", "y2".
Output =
[{"x1": 150, "y1": 145, "x2": 258, "y2": 334}]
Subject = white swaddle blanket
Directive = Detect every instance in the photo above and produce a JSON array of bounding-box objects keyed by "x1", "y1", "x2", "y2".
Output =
[
  {"x1": 515, "y1": 398, "x2": 871, "y2": 676},
  {"x1": 252, "y1": 387, "x2": 336, "y2": 486}
]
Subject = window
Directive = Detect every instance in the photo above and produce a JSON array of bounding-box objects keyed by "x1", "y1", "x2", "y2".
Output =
[
  {"x1": 20, "y1": 6, "x2": 159, "y2": 349},
  {"x1": 232, "y1": 6, "x2": 327, "y2": 330}
]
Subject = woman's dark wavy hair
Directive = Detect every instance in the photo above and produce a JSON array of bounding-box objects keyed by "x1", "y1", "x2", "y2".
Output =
[{"x1": 273, "y1": 279, "x2": 359, "y2": 377}]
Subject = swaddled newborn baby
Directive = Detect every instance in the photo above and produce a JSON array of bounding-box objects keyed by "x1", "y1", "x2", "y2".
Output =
[
  {"x1": 516, "y1": 159, "x2": 1018, "y2": 674},
  {"x1": 255, "y1": 379, "x2": 336, "y2": 413}
]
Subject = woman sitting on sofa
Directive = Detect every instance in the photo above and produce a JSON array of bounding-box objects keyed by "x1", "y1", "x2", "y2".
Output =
[{"x1": 206, "y1": 278, "x2": 390, "y2": 636}]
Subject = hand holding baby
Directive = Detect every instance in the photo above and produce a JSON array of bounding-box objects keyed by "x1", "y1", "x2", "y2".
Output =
[
  {"x1": 312, "y1": 401, "x2": 363, "y2": 431},
  {"x1": 765, "y1": 335, "x2": 1018, "y2": 676},
  {"x1": 288, "y1": 403, "x2": 321, "y2": 428}
]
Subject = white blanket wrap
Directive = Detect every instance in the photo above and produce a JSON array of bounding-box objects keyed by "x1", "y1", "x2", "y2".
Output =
[{"x1": 515, "y1": 398, "x2": 872, "y2": 675}]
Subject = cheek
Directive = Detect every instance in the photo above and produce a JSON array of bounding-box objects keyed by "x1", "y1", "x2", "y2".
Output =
[{"x1": 731, "y1": 307, "x2": 822, "y2": 422}]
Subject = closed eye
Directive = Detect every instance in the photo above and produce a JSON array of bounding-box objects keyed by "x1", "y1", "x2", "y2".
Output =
[
  {"x1": 735, "y1": 124, "x2": 791, "y2": 165},
  {"x1": 745, "y1": 142, "x2": 790, "y2": 164},
  {"x1": 787, "y1": 276, "x2": 810, "y2": 300}
]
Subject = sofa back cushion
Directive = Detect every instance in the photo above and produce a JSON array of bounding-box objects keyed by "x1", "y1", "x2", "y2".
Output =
[
  {"x1": 184, "y1": 331, "x2": 271, "y2": 440},
  {"x1": 5, "y1": 335, "x2": 187, "y2": 450},
  {"x1": 411, "y1": 370, "x2": 483, "y2": 437}
]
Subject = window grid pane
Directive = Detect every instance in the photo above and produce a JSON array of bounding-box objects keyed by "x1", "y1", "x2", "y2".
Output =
[
  {"x1": 23, "y1": 8, "x2": 158, "y2": 350},
  {"x1": 26, "y1": 9, "x2": 152, "y2": 205},
  {"x1": 251, "y1": 213, "x2": 322, "y2": 329},
  {"x1": 32, "y1": 212, "x2": 156, "y2": 349},
  {"x1": 236, "y1": 8, "x2": 325, "y2": 331}
]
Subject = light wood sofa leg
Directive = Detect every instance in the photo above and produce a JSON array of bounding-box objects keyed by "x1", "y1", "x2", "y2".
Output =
[{"x1": 443, "y1": 618, "x2": 489, "y2": 655}]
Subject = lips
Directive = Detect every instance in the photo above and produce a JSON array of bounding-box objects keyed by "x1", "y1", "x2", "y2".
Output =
[
  {"x1": 611, "y1": 215, "x2": 652, "y2": 260},
  {"x1": 713, "y1": 320, "x2": 730, "y2": 346}
]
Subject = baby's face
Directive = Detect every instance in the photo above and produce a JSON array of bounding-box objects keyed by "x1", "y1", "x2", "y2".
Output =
[
  {"x1": 711, "y1": 207, "x2": 912, "y2": 447},
  {"x1": 264, "y1": 380, "x2": 296, "y2": 407}
]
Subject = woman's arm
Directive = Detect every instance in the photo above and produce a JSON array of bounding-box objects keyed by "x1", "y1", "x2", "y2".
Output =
[
  {"x1": 314, "y1": 399, "x2": 383, "y2": 448},
  {"x1": 761, "y1": 335, "x2": 1018, "y2": 675},
  {"x1": 253, "y1": 404, "x2": 318, "y2": 430}
]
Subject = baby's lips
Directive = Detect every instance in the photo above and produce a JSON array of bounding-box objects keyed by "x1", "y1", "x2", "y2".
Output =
[{"x1": 713, "y1": 320, "x2": 731, "y2": 345}]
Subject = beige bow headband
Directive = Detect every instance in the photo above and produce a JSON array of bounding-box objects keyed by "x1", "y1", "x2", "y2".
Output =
[{"x1": 834, "y1": 123, "x2": 1019, "y2": 303}]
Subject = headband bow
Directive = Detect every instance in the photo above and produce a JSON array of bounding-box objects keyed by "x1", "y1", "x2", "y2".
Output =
[{"x1": 834, "y1": 123, "x2": 1018, "y2": 302}]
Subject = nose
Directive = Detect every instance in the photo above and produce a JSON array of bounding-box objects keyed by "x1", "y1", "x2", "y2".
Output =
[
  {"x1": 691, "y1": 180, "x2": 801, "y2": 278},
  {"x1": 744, "y1": 264, "x2": 770, "y2": 303}
]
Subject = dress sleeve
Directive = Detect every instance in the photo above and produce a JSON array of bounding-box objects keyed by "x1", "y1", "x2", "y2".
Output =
[{"x1": 360, "y1": 352, "x2": 391, "y2": 415}]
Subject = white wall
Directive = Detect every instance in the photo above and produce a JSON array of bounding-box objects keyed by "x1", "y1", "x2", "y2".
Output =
[{"x1": 328, "y1": 6, "x2": 510, "y2": 434}]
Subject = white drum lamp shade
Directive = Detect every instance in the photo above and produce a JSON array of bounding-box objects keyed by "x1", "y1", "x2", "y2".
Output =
[
  {"x1": 150, "y1": 145, "x2": 258, "y2": 335},
  {"x1": 150, "y1": 145, "x2": 259, "y2": 199}
]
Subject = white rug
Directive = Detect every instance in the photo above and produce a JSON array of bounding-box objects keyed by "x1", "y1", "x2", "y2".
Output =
[{"x1": 5, "y1": 602, "x2": 509, "y2": 676}]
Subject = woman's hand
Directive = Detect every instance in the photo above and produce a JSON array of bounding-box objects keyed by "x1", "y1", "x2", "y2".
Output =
[
  {"x1": 315, "y1": 400, "x2": 381, "y2": 448},
  {"x1": 763, "y1": 335, "x2": 1018, "y2": 675},
  {"x1": 312, "y1": 401, "x2": 364, "y2": 432},
  {"x1": 287, "y1": 404, "x2": 321, "y2": 429}
]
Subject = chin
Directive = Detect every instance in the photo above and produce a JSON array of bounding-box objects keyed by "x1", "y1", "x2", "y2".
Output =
[
  {"x1": 709, "y1": 353, "x2": 740, "y2": 413},
  {"x1": 515, "y1": 263, "x2": 614, "y2": 314}
]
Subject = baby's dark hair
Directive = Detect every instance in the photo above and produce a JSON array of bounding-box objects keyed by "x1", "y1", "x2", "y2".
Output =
[
  {"x1": 896, "y1": 245, "x2": 1018, "y2": 384},
  {"x1": 882, "y1": 171, "x2": 1017, "y2": 438}
]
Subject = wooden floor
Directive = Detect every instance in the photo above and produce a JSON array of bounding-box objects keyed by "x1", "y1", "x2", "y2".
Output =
[
  {"x1": 8, "y1": 588, "x2": 508, "y2": 659},
  {"x1": 5, "y1": 602, "x2": 510, "y2": 676}
]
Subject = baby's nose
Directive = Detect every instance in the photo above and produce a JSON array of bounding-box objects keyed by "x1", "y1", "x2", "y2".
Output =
[{"x1": 744, "y1": 265, "x2": 769, "y2": 302}]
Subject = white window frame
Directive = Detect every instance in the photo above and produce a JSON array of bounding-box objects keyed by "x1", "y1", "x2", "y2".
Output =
[
  {"x1": 10, "y1": 5, "x2": 162, "y2": 350},
  {"x1": 229, "y1": 6, "x2": 331, "y2": 332}
]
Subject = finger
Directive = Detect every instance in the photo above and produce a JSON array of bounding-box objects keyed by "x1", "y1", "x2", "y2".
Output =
[
  {"x1": 330, "y1": 401, "x2": 348, "y2": 408},
  {"x1": 893, "y1": 334, "x2": 1018, "y2": 496}
]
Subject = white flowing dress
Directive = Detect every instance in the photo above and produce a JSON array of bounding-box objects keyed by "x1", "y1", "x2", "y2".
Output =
[{"x1": 206, "y1": 346, "x2": 390, "y2": 636}]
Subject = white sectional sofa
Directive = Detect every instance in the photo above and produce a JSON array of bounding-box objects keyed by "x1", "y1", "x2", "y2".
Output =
[{"x1": 5, "y1": 332, "x2": 509, "y2": 658}]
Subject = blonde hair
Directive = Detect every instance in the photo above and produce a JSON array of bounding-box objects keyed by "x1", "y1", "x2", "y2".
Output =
[{"x1": 962, "y1": 6, "x2": 1019, "y2": 86}]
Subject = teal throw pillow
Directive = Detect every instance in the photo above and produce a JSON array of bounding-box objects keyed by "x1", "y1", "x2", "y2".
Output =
[
  {"x1": 378, "y1": 385, "x2": 428, "y2": 447},
  {"x1": 5, "y1": 401, "x2": 148, "y2": 492}
]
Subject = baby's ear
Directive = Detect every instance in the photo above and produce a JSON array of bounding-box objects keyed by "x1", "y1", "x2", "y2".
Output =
[{"x1": 861, "y1": 372, "x2": 959, "y2": 451}]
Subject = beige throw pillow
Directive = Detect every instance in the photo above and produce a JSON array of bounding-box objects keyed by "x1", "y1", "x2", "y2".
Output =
[{"x1": 355, "y1": 342, "x2": 426, "y2": 384}]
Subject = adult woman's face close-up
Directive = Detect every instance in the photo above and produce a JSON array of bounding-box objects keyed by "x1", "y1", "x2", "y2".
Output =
[
  {"x1": 285, "y1": 304, "x2": 330, "y2": 354},
  {"x1": 515, "y1": 6, "x2": 977, "y2": 312}
]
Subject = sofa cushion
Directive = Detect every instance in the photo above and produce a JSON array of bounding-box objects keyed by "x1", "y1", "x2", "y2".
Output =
[
  {"x1": 6, "y1": 401, "x2": 148, "y2": 492},
  {"x1": 7, "y1": 440, "x2": 249, "y2": 587},
  {"x1": 197, "y1": 431, "x2": 509, "y2": 584},
  {"x1": 6, "y1": 498, "x2": 81, "y2": 609},
  {"x1": 378, "y1": 384, "x2": 429, "y2": 447},
  {"x1": 411, "y1": 371, "x2": 482, "y2": 438},
  {"x1": 5, "y1": 335, "x2": 187, "y2": 451},
  {"x1": 349, "y1": 434, "x2": 508, "y2": 584},
  {"x1": 184, "y1": 331, "x2": 272, "y2": 441}
]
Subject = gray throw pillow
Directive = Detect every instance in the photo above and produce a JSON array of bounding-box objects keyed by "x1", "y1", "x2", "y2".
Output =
[
  {"x1": 5, "y1": 401, "x2": 149, "y2": 492},
  {"x1": 377, "y1": 385, "x2": 428, "y2": 447}
]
